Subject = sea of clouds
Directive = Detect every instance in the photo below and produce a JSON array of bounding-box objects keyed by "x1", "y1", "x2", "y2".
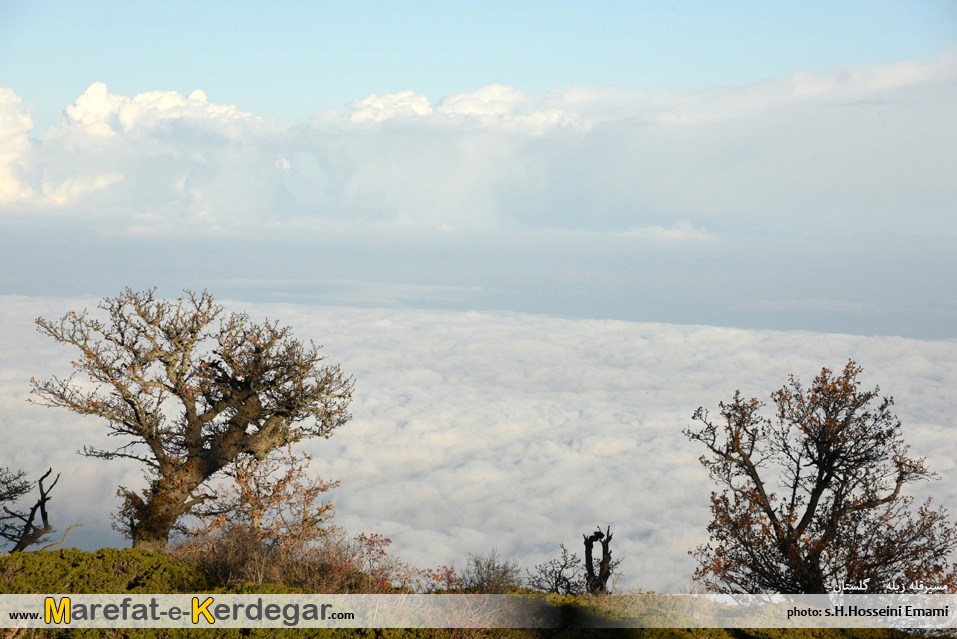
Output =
[{"x1": 2, "y1": 295, "x2": 955, "y2": 592}]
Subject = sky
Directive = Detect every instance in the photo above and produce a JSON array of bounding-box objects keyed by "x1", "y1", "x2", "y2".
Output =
[
  {"x1": 1, "y1": 1, "x2": 956, "y2": 590},
  {"x1": 0, "y1": 1, "x2": 955, "y2": 336}
]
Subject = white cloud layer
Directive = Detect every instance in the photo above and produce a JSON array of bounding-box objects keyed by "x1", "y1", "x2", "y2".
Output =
[
  {"x1": 2, "y1": 296, "x2": 955, "y2": 592},
  {"x1": 1, "y1": 49, "x2": 954, "y2": 235}
]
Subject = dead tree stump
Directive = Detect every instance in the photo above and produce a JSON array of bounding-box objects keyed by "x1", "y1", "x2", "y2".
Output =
[{"x1": 583, "y1": 525, "x2": 616, "y2": 594}]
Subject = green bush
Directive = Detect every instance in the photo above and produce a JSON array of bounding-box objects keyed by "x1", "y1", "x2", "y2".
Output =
[
  {"x1": 0, "y1": 547, "x2": 215, "y2": 594},
  {"x1": 0, "y1": 549, "x2": 924, "y2": 639}
]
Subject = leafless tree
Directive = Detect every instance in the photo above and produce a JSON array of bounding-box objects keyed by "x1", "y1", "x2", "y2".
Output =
[
  {"x1": 685, "y1": 361, "x2": 957, "y2": 594},
  {"x1": 526, "y1": 543, "x2": 585, "y2": 595},
  {"x1": 1, "y1": 468, "x2": 59, "y2": 553},
  {"x1": 460, "y1": 548, "x2": 523, "y2": 593},
  {"x1": 30, "y1": 288, "x2": 354, "y2": 552},
  {"x1": 0, "y1": 468, "x2": 31, "y2": 510}
]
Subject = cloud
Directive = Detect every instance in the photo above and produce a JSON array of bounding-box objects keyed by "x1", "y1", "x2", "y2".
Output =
[
  {"x1": 347, "y1": 91, "x2": 433, "y2": 123},
  {"x1": 1, "y1": 52, "x2": 954, "y2": 341},
  {"x1": 435, "y1": 84, "x2": 587, "y2": 134},
  {"x1": 3, "y1": 295, "x2": 956, "y2": 592},
  {"x1": 0, "y1": 88, "x2": 37, "y2": 202},
  {"x1": 52, "y1": 82, "x2": 258, "y2": 141},
  {"x1": 439, "y1": 84, "x2": 531, "y2": 117},
  {"x1": 618, "y1": 219, "x2": 713, "y2": 242},
  {"x1": 1, "y1": 49, "x2": 954, "y2": 235},
  {"x1": 43, "y1": 174, "x2": 125, "y2": 206},
  {"x1": 547, "y1": 50, "x2": 957, "y2": 126},
  {"x1": 0, "y1": 82, "x2": 274, "y2": 215},
  {"x1": 338, "y1": 84, "x2": 587, "y2": 134},
  {"x1": 57, "y1": 82, "x2": 126, "y2": 139}
]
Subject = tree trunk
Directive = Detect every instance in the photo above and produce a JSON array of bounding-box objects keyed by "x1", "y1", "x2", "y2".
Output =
[
  {"x1": 125, "y1": 480, "x2": 197, "y2": 553},
  {"x1": 131, "y1": 537, "x2": 169, "y2": 553},
  {"x1": 583, "y1": 526, "x2": 615, "y2": 594}
]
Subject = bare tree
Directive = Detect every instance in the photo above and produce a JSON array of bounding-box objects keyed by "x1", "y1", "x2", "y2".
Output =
[
  {"x1": 526, "y1": 543, "x2": 584, "y2": 595},
  {"x1": 30, "y1": 288, "x2": 354, "y2": 552},
  {"x1": 0, "y1": 468, "x2": 31, "y2": 511},
  {"x1": 583, "y1": 526, "x2": 620, "y2": 594},
  {"x1": 685, "y1": 361, "x2": 957, "y2": 594},
  {"x1": 460, "y1": 548, "x2": 523, "y2": 593},
  {"x1": 1, "y1": 468, "x2": 59, "y2": 553}
]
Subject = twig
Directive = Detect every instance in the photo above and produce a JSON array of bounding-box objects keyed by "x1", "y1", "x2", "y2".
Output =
[{"x1": 41, "y1": 524, "x2": 82, "y2": 551}]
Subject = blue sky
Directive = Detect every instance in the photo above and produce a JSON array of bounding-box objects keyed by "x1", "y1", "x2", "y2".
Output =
[
  {"x1": 3, "y1": 0, "x2": 955, "y2": 126},
  {"x1": 1, "y1": 0, "x2": 956, "y2": 337}
]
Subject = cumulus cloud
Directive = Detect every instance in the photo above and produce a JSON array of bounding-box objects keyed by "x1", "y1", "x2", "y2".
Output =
[
  {"x1": 0, "y1": 88, "x2": 37, "y2": 202},
  {"x1": 3, "y1": 49, "x2": 952, "y2": 234},
  {"x1": 347, "y1": 91, "x2": 434, "y2": 122},
  {"x1": 3, "y1": 296, "x2": 955, "y2": 592},
  {"x1": 439, "y1": 84, "x2": 531, "y2": 117},
  {"x1": 0, "y1": 82, "x2": 278, "y2": 218},
  {"x1": 434, "y1": 84, "x2": 587, "y2": 134},
  {"x1": 337, "y1": 84, "x2": 586, "y2": 134},
  {"x1": 51, "y1": 82, "x2": 258, "y2": 141}
]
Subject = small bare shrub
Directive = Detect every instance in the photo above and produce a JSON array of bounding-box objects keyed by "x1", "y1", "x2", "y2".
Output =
[
  {"x1": 175, "y1": 523, "x2": 418, "y2": 593},
  {"x1": 283, "y1": 529, "x2": 417, "y2": 593},
  {"x1": 172, "y1": 523, "x2": 282, "y2": 587},
  {"x1": 460, "y1": 548, "x2": 523, "y2": 593},
  {"x1": 526, "y1": 543, "x2": 584, "y2": 595}
]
